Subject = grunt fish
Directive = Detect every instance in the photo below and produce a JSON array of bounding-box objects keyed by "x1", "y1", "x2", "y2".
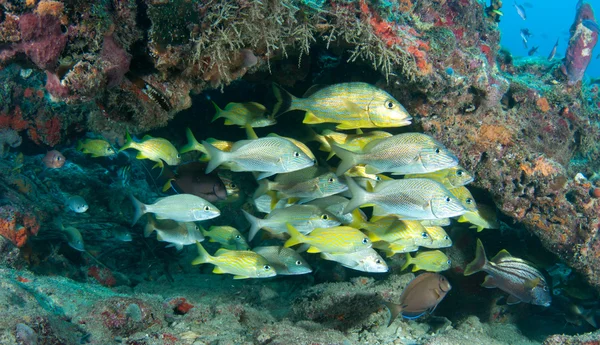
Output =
[
  {"x1": 144, "y1": 215, "x2": 204, "y2": 250},
  {"x1": 254, "y1": 171, "x2": 347, "y2": 204},
  {"x1": 179, "y1": 128, "x2": 233, "y2": 158},
  {"x1": 43, "y1": 150, "x2": 65, "y2": 169},
  {"x1": 344, "y1": 178, "x2": 467, "y2": 220},
  {"x1": 449, "y1": 186, "x2": 477, "y2": 212},
  {"x1": 332, "y1": 133, "x2": 458, "y2": 176},
  {"x1": 317, "y1": 129, "x2": 393, "y2": 159},
  {"x1": 306, "y1": 195, "x2": 367, "y2": 226},
  {"x1": 212, "y1": 101, "x2": 276, "y2": 128},
  {"x1": 402, "y1": 250, "x2": 451, "y2": 272},
  {"x1": 192, "y1": 242, "x2": 276, "y2": 279},
  {"x1": 321, "y1": 248, "x2": 388, "y2": 273},
  {"x1": 284, "y1": 223, "x2": 371, "y2": 254},
  {"x1": 76, "y1": 138, "x2": 116, "y2": 157},
  {"x1": 201, "y1": 225, "x2": 250, "y2": 250},
  {"x1": 457, "y1": 204, "x2": 500, "y2": 232},
  {"x1": 119, "y1": 132, "x2": 180, "y2": 169},
  {"x1": 66, "y1": 195, "x2": 89, "y2": 213},
  {"x1": 404, "y1": 166, "x2": 474, "y2": 189},
  {"x1": 383, "y1": 273, "x2": 451, "y2": 324},
  {"x1": 548, "y1": 39, "x2": 559, "y2": 61},
  {"x1": 56, "y1": 220, "x2": 85, "y2": 251},
  {"x1": 253, "y1": 246, "x2": 312, "y2": 275},
  {"x1": 423, "y1": 226, "x2": 453, "y2": 249},
  {"x1": 202, "y1": 137, "x2": 315, "y2": 180},
  {"x1": 129, "y1": 194, "x2": 220, "y2": 225},
  {"x1": 272, "y1": 83, "x2": 412, "y2": 130},
  {"x1": 464, "y1": 239, "x2": 551, "y2": 306}
]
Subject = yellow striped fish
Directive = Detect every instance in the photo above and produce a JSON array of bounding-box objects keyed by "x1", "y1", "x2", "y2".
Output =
[
  {"x1": 420, "y1": 218, "x2": 451, "y2": 227},
  {"x1": 77, "y1": 138, "x2": 116, "y2": 157},
  {"x1": 179, "y1": 128, "x2": 233, "y2": 158},
  {"x1": 423, "y1": 226, "x2": 453, "y2": 248},
  {"x1": 319, "y1": 130, "x2": 393, "y2": 159},
  {"x1": 457, "y1": 204, "x2": 500, "y2": 232},
  {"x1": 272, "y1": 83, "x2": 412, "y2": 130},
  {"x1": 212, "y1": 101, "x2": 276, "y2": 128},
  {"x1": 402, "y1": 250, "x2": 451, "y2": 272},
  {"x1": 405, "y1": 166, "x2": 474, "y2": 189},
  {"x1": 449, "y1": 186, "x2": 478, "y2": 212},
  {"x1": 200, "y1": 225, "x2": 250, "y2": 250},
  {"x1": 192, "y1": 242, "x2": 276, "y2": 279},
  {"x1": 361, "y1": 217, "x2": 433, "y2": 248},
  {"x1": 284, "y1": 223, "x2": 371, "y2": 253},
  {"x1": 119, "y1": 132, "x2": 180, "y2": 169}
]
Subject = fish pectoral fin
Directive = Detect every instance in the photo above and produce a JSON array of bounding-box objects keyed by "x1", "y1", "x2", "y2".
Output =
[
  {"x1": 136, "y1": 152, "x2": 148, "y2": 159},
  {"x1": 506, "y1": 295, "x2": 521, "y2": 305},
  {"x1": 481, "y1": 275, "x2": 498, "y2": 288},
  {"x1": 224, "y1": 119, "x2": 235, "y2": 125},
  {"x1": 212, "y1": 266, "x2": 226, "y2": 274},
  {"x1": 233, "y1": 275, "x2": 250, "y2": 280},
  {"x1": 342, "y1": 99, "x2": 365, "y2": 114},
  {"x1": 152, "y1": 161, "x2": 164, "y2": 170},
  {"x1": 302, "y1": 111, "x2": 325, "y2": 124},
  {"x1": 306, "y1": 246, "x2": 322, "y2": 253},
  {"x1": 364, "y1": 165, "x2": 380, "y2": 175},
  {"x1": 524, "y1": 277, "x2": 541, "y2": 290},
  {"x1": 256, "y1": 171, "x2": 276, "y2": 180}
]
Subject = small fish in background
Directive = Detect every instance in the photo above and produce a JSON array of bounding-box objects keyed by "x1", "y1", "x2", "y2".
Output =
[
  {"x1": 548, "y1": 39, "x2": 559, "y2": 61},
  {"x1": 383, "y1": 273, "x2": 451, "y2": 324},
  {"x1": 76, "y1": 138, "x2": 116, "y2": 158},
  {"x1": 211, "y1": 101, "x2": 276, "y2": 128},
  {"x1": 112, "y1": 227, "x2": 132, "y2": 242},
  {"x1": 520, "y1": 29, "x2": 531, "y2": 49},
  {"x1": 129, "y1": 194, "x2": 220, "y2": 224},
  {"x1": 201, "y1": 225, "x2": 250, "y2": 250},
  {"x1": 272, "y1": 82, "x2": 412, "y2": 130},
  {"x1": 162, "y1": 162, "x2": 228, "y2": 203},
  {"x1": 202, "y1": 136, "x2": 315, "y2": 180},
  {"x1": 321, "y1": 248, "x2": 388, "y2": 273},
  {"x1": 66, "y1": 195, "x2": 89, "y2": 213},
  {"x1": 219, "y1": 175, "x2": 241, "y2": 202},
  {"x1": 314, "y1": 129, "x2": 393, "y2": 160},
  {"x1": 402, "y1": 250, "x2": 451, "y2": 272},
  {"x1": 404, "y1": 165, "x2": 474, "y2": 189},
  {"x1": 423, "y1": 226, "x2": 453, "y2": 249},
  {"x1": 119, "y1": 132, "x2": 180, "y2": 169},
  {"x1": 284, "y1": 223, "x2": 371, "y2": 254},
  {"x1": 43, "y1": 150, "x2": 65, "y2": 169},
  {"x1": 144, "y1": 215, "x2": 204, "y2": 250},
  {"x1": 253, "y1": 246, "x2": 312, "y2": 275},
  {"x1": 192, "y1": 242, "x2": 276, "y2": 279},
  {"x1": 254, "y1": 171, "x2": 348, "y2": 204},
  {"x1": 464, "y1": 239, "x2": 552, "y2": 306},
  {"x1": 582, "y1": 19, "x2": 600, "y2": 34},
  {"x1": 514, "y1": 1, "x2": 527, "y2": 20},
  {"x1": 528, "y1": 46, "x2": 539, "y2": 56},
  {"x1": 179, "y1": 128, "x2": 234, "y2": 158},
  {"x1": 117, "y1": 164, "x2": 132, "y2": 186},
  {"x1": 307, "y1": 195, "x2": 367, "y2": 226},
  {"x1": 457, "y1": 204, "x2": 500, "y2": 232},
  {"x1": 56, "y1": 219, "x2": 85, "y2": 251}
]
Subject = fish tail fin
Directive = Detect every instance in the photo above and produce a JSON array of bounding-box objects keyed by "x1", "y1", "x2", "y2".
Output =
[
  {"x1": 382, "y1": 301, "x2": 403, "y2": 327},
  {"x1": 253, "y1": 179, "x2": 270, "y2": 199},
  {"x1": 119, "y1": 131, "x2": 135, "y2": 152},
  {"x1": 202, "y1": 140, "x2": 226, "y2": 174},
  {"x1": 211, "y1": 102, "x2": 224, "y2": 122},
  {"x1": 199, "y1": 225, "x2": 209, "y2": 238},
  {"x1": 143, "y1": 215, "x2": 156, "y2": 237},
  {"x1": 242, "y1": 210, "x2": 263, "y2": 242},
  {"x1": 271, "y1": 83, "x2": 297, "y2": 118},
  {"x1": 191, "y1": 241, "x2": 213, "y2": 265},
  {"x1": 284, "y1": 223, "x2": 306, "y2": 248},
  {"x1": 343, "y1": 177, "x2": 369, "y2": 214},
  {"x1": 129, "y1": 194, "x2": 146, "y2": 226},
  {"x1": 76, "y1": 140, "x2": 83, "y2": 151},
  {"x1": 179, "y1": 128, "x2": 200, "y2": 154},
  {"x1": 331, "y1": 144, "x2": 358, "y2": 175},
  {"x1": 464, "y1": 238, "x2": 488, "y2": 276},
  {"x1": 400, "y1": 253, "x2": 413, "y2": 271}
]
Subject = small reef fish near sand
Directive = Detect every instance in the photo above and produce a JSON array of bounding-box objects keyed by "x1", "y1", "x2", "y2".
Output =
[
  {"x1": 321, "y1": 248, "x2": 388, "y2": 273},
  {"x1": 384, "y1": 273, "x2": 451, "y2": 324},
  {"x1": 464, "y1": 239, "x2": 551, "y2": 306},
  {"x1": 202, "y1": 136, "x2": 315, "y2": 180},
  {"x1": 144, "y1": 215, "x2": 204, "y2": 250},
  {"x1": 201, "y1": 225, "x2": 250, "y2": 250},
  {"x1": 43, "y1": 150, "x2": 65, "y2": 169},
  {"x1": 272, "y1": 82, "x2": 412, "y2": 130},
  {"x1": 402, "y1": 250, "x2": 451, "y2": 272},
  {"x1": 333, "y1": 133, "x2": 458, "y2": 176},
  {"x1": 129, "y1": 194, "x2": 220, "y2": 224},
  {"x1": 120, "y1": 132, "x2": 180, "y2": 169},
  {"x1": 192, "y1": 242, "x2": 276, "y2": 279},
  {"x1": 76, "y1": 138, "x2": 116, "y2": 157},
  {"x1": 212, "y1": 101, "x2": 276, "y2": 128},
  {"x1": 66, "y1": 195, "x2": 89, "y2": 213},
  {"x1": 253, "y1": 246, "x2": 312, "y2": 275}
]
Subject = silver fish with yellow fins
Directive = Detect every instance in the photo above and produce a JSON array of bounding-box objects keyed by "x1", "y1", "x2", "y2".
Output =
[
  {"x1": 344, "y1": 177, "x2": 467, "y2": 220},
  {"x1": 202, "y1": 137, "x2": 315, "y2": 180},
  {"x1": 402, "y1": 250, "x2": 451, "y2": 272},
  {"x1": 422, "y1": 226, "x2": 453, "y2": 249},
  {"x1": 404, "y1": 166, "x2": 474, "y2": 189},
  {"x1": 212, "y1": 101, "x2": 276, "y2": 128},
  {"x1": 76, "y1": 138, "x2": 116, "y2": 157},
  {"x1": 119, "y1": 132, "x2": 180, "y2": 169},
  {"x1": 201, "y1": 225, "x2": 249, "y2": 250},
  {"x1": 144, "y1": 215, "x2": 204, "y2": 250},
  {"x1": 129, "y1": 194, "x2": 220, "y2": 225},
  {"x1": 285, "y1": 223, "x2": 371, "y2": 254},
  {"x1": 272, "y1": 82, "x2": 412, "y2": 130},
  {"x1": 316, "y1": 129, "x2": 393, "y2": 160},
  {"x1": 464, "y1": 239, "x2": 551, "y2": 306},
  {"x1": 321, "y1": 248, "x2": 388, "y2": 273},
  {"x1": 333, "y1": 133, "x2": 458, "y2": 176},
  {"x1": 253, "y1": 246, "x2": 312, "y2": 275},
  {"x1": 384, "y1": 273, "x2": 451, "y2": 324},
  {"x1": 457, "y1": 204, "x2": 500, "y2": 232},
  {"x1": 254, "y1": 171, "x2": 347, "y2": 204},
  {"x1": 192, "y1": 242, "x2": 276, "y2": 279}
]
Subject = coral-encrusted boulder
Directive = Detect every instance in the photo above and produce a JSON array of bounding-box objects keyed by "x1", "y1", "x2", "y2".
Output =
[{"x1": 562, "y1": 3, "x2": 598, "y2": 85}]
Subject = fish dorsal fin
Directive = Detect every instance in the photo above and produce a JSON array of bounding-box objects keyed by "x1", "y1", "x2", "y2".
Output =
[
  {"x1": 303, "y1": 84, "x2": 327, "y2": 98},
  {"x1": 491, "y1": 249, "x2": 512, "y2": 262},
  {"x1": 142, "y1": 135, "x2": 153, "y2": 140},
  {"x1": 506, "y1": 295, "x2": 521, "y2": 305},
  {"x1": 524, "y1": 277, "x2": 541, "y2": 290},
  {"x1": 215, "y1": 248, "x2": 232, "y2": 256}
]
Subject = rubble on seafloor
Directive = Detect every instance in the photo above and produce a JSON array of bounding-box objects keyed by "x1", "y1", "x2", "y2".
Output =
[{"x1": 1, "y1": 0, "x2": 600, "y2": 344}]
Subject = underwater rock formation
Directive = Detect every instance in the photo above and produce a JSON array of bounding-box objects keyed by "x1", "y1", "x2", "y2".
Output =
[{"x1": 562, "y1": 2, "x2": 598, "y2": 85}]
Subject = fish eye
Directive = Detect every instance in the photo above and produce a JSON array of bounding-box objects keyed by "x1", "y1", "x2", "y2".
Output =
[
  {"x1": 264, "y1": 265, "x2": 271, "y2": 270},
  {"x1": 445, "y1": 196, "x2": 451, "y2": 202},
  {"x1": 321, "y1": 214, "x2": 329, "y2": 220},
  {"x1": 204, "y1": 206, "x2": 211, "y2": 211},
  {"x1": 385, "y1": 100, "x2": 395, "y2": 109},
  {"x1": 543, "y1": 286, "x2": 549, "y2": 292},
  {"x1": 328, "y1": 178, "x2": 335, "y2": 183},
  {"x1": 466, "y1": 198, "x2": 473, "y2": 204},
  {"x1": 235, "y1": 235, "x2": 241, "y2": 239},
  {"x1": 295, "y1": 260, "x2": 302, "y2": 265},
  {"x1": 447, "y1": 260, "x2": 452, "y2": 265},
  {"x1": 293, "y1": 152, "x2": 300, "y2": 157},
  {"x1": 375, "y1": 259, "x2": 381, "y2": 264},
  {"x1": 195, "y1": 226, "x2": 199, "y2": 230},
  {"x1": 435, "y1": 147, "x2": 441, "y2": 154},
  {"x1": 362, "y1": 238, "x2": 369, "y2": 244},
  {"x1": 421, "y1": 232, "x2": 429, "y2": 238},
  {"x1": 230, "y1": 183, "x2": 237, "y2": 188},
  {"x1": 444, "y1": 236, "x2": 450, "y2": 240},
  {"x1": 456, "y1": 170, "x2": 464, "y2": 176},
  {"x1": 375, "y1": 176, "x2": 381, "y2": 181},
  {"x1": 56, "y1": 156, "x2": 62, "y2": 161},
  {"x1": 177, "y1": 154, "x2": 181, "y2": 158}
]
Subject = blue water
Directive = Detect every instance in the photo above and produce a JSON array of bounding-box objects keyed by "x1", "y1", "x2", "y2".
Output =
[{"x1": 499, "y1": 0, "x2": 600, "y2": 79}]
